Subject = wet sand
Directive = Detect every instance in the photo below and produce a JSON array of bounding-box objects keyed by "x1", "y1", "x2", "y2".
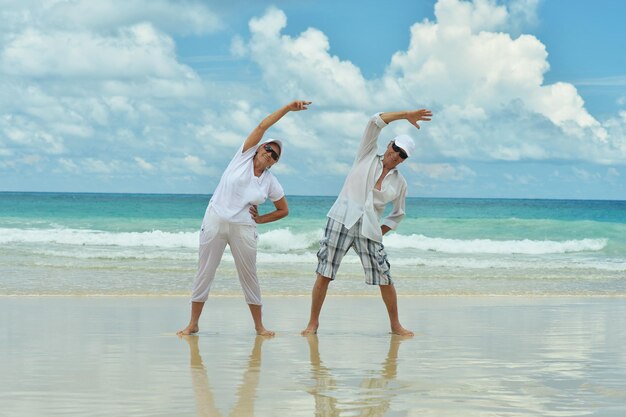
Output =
[{"x1": 2, "y1": 295, "x2": 626, "y2": 416}]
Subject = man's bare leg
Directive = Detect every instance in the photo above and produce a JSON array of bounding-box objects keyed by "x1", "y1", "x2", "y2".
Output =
[
  {"x1": 248, "y1": 304, "x2": 275, "y2": 337},
  {"x1": 379, "y1": 284, "x2": 414, "y2": 336},
  {"x1": 301, "y1": 274, "x2": 332, "y2": 335},
  {"x1": 177, "y1": 301, "x2": 205, "y2": 336}
]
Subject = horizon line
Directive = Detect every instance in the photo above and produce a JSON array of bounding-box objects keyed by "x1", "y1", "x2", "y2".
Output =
[{"x1": 1, "y1": 190, "x2": 624, "y2": 203}]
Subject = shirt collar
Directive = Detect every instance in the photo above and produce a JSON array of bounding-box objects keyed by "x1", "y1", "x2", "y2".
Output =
[{"x1": 377, "y1": 155, "x2": 399, "y2": 174}]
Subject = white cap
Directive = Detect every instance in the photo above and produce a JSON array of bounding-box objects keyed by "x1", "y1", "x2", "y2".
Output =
[
  {"x1": 261, "y1": 139, "x2": 283, "y2": 159},
  {"x1": 393, "y1": 134, "x2": 415, "y2": 157}
]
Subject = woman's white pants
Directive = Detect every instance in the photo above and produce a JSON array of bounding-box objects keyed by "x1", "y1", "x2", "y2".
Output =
[{"x1": 190, "y1": 207, "x2": 261, "y2": 305}]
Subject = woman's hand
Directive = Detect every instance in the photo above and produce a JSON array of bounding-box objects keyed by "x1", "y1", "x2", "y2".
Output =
[
  {"x1": 249, "y1": 198, "x2": 288, "y2": 224},
  {"x1": 243, "y1": 101, "x2": 312, "y2": 153},
  {"x1": 287, "y1": 100, "x2": 312, "y2": 112},
  {"x1": 249, "y1": 205, "x2": 263, "y2": 224}
]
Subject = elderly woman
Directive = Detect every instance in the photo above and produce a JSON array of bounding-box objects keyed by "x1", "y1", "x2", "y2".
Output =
[{"x1": 178, "y1": 100, "x2": 311, "y2": 337}]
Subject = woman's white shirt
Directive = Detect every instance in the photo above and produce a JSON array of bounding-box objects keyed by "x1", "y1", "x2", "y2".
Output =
[{"x1": 207, "y1": 144, "x2": 285, "y2": 225}]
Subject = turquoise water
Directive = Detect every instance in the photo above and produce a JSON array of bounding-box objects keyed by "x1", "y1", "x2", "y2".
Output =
[{"x1": 1, "y1": 192, "x2": 625, "y2": 295}]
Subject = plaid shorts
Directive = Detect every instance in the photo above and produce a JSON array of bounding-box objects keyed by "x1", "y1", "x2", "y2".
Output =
[{"x1": 316, "y1": 217, "x2": 393, "y2": 285}]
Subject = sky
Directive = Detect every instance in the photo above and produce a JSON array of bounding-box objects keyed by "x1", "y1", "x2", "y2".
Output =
[{"x1": 1, "y1": 0, "x2": 625, "y2": 199}]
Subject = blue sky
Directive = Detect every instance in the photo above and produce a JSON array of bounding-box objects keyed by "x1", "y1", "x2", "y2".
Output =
[{"x1": 1, "y1": 0, "x2": 625, "y2": 199}]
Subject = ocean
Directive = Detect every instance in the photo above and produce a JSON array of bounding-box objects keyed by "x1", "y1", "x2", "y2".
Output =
[{"x1": 1, "y1": 192, "x2": 625, "y2": 296}]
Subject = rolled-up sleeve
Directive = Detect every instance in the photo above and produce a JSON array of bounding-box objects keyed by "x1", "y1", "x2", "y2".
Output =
[{"x1": 381, "y1": 181, "x2": 406, "y2": 230}]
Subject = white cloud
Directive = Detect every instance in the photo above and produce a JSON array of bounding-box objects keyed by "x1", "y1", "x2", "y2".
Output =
[
  {"x1": 0, "y1": 2, "x2": 212, "y2": 181},
  {"x1": 1, "y1": 24, "x2": 198, "y2": 81},
  {"x1": 576, "y1": 76, "x2": 626, "y2": 87},
  {"x1": 504, "y1": 173, "x2": 537, "y2": 185},
  {"x1": 235, "y1": 0, "x2": 625, "y2": 167},
  {"x1": 192, "y1": 101, "x2": 263, "y2": 149},
  {"x1": 1, "y1": 114, "x2": 65, "y2": 154},
  {"x1": 408, "y1": 162, "x2": 476, "y2": 181},
  {"x1": 83, "y1": 158, "x2": 123, "y2": 174},
  {"x1": 386, "y1": 0, "x2": 602, "y2": 139},
  {"x1": 507, "y1": 0, "x2": 540, "y2": 33},
  {"x1": 230, "y1": 35, "x2": 247, "y2": 57},
  {"x1": 489, "y1": 143, "x2": 547, "y2": 161},
  {"x1": 5, "y1": 154, "x2": 48, "y2": 173},
  {"x1": 325, "y1": 161, "x2": 352, "y2": 175},
  {"x1": 134, "y1": 157, "x2": 155, "y2": 172},
  {"x1": 21, "y1": 154, "x2": 42, "y2": 165},
  {"x1": 529, "y1": 82, "x2": 604, "y2": 138},
  {"x1": 434, "y1": 0, "x2": 508, "y2": 33},
  {"x1": 58, "y1": 158, "x2": 79, "y2": 174},
  {"x1": 181, "y1": 155, "x2": 218, "y2": 176},
  {"x1": 271, "y1": 163, "x2": 295, "y2": 175},
  {"x1": 2, "y1": 0, "x2": 626, "y2": 196},
  {"x1": 245, "y1": 7, "x2": 370, "y2": 105},
  {"x1": 572, "y1": 167, "x2": 600, "y2": 182},
  {"x1": 0, "y1": 0, "x2": 222, "y2": 36}
]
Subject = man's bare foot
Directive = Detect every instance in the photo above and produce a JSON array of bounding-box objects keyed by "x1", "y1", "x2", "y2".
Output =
[
  {"x1": 176, "y1": 324, "x2": 199, "y2": 336},
  {"x1": 256, "y1": 327, "x2": 275, "y2": 337},
  {"x1": 300, "y1": 324, "x2": 318, "y2": 336},
  {"x1": 390, "y1": 326, "x2": 414, "y2": 337}
]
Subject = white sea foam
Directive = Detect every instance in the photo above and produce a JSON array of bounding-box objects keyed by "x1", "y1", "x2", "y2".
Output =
[
  {"x1": 0, "y1": 227, "x2": 198, "y2": 248},
  {"x1": 257, "y1": 228, "x2": 322, "y2": 251},
  {"x1": 0, "y1": 227, "x2": 608, "y2": 256},
  {"x1": 384, "y1": 234, "x2": 608, "y2": 254},
  {"x1": 256, "y1": 253, "x2": 626, "y2": 272},
  {"x1": 17, "y1": 248, "x2": 625, "y2": 272},
  {"x1": 388, "y1": 256, "x2": 626, "y2": 272},
  {"x1": 0, "y1": 227, "x2": 321, "y2": 251},
  {"x1": 31, "y1": 248, "x2": 196, "y2": 261},
  {"x1": 259, "y1": 229, "x2": 609, "y2": 255}
]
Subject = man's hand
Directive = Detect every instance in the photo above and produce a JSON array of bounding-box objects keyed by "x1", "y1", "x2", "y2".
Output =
[
  {"x1": 406, "y1": 109, "x2": 432, "y2": 129},
  {"x1": 380, "y1": 108, "x2": 433, "y2": 128}
]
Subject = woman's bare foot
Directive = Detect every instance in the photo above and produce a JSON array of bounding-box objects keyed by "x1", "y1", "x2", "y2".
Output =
[
  {"x1": 256, "y1": 327, "x2": 275, "y2": 337},
  {"x1": 176, "y1": 324, "x2": 199, "y2": 336},
  {"x1": 300, "y1": 323, "x2": 318, "y2": 336},
  {"x1": 390, "y1": 326, "x2": 414, "y2": 337}
]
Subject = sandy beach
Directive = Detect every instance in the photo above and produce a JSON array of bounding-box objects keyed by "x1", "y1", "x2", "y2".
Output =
[{"x1": 1, "y1": 295, "x2": 625, "y2": 416}]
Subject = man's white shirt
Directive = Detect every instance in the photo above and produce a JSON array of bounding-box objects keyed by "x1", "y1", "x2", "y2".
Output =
[{"x1": 327, "y1": 113, "x2": 407, "y2": 243}]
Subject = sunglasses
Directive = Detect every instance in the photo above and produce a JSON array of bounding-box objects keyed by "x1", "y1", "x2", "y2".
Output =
[
  {"x1": 263, "y1": 144, "x2": 279, "y2": 161},
  {"x1": 391, "y1": 142, "x2": 408, "y2": 159}
]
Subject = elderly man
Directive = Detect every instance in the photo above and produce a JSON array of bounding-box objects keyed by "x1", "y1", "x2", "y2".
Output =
[{"x1": 301, "y1": 108, "x2": 432, "y2": 336}]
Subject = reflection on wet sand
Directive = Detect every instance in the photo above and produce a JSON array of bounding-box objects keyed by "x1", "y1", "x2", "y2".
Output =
[
  {"x1": 183, "y1": 335, "x2": 265, "y2": 417},
  {"x1": 305, "y1": 335, "x2": 407, "y2": 417}
]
